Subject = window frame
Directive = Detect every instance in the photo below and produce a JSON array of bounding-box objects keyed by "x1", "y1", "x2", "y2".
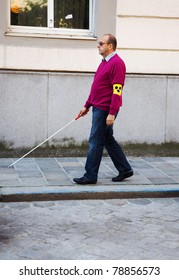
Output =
[{"x1": 7, "y1": 0, "x2": 96, "y2": 39}]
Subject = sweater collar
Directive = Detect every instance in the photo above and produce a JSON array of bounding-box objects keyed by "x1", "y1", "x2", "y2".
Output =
[{"x1": 103, "y1": 51, "x2": 117, "y2": 62}]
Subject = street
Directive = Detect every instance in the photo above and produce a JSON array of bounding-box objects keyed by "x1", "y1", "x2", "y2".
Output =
[{"x1": 0, "y1": 197, "x2": 179, "y2": 260}]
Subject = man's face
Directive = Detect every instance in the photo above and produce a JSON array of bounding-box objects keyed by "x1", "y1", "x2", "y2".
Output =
[{"x1": 97, "y1": 35, "x2": 112, "y2": 58}]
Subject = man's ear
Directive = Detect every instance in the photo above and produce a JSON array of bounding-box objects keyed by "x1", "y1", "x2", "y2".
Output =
[{"x1": 108, "y1": 43, "x2": 113, "y2": 50}]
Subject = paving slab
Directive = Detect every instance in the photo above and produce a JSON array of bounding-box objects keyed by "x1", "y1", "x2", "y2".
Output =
[{"x1": 0, "y1": 157, "x2": 179, "y2": 202}]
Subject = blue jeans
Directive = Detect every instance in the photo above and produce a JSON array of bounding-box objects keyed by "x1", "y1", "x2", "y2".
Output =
[{"x1": 84, "y1": 107, "x2": 132, "y2": 180}]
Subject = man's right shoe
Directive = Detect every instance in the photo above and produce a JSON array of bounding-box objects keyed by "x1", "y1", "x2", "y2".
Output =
[{"x1": 73, "y1": 177, "x2": 97, "y2": 185}]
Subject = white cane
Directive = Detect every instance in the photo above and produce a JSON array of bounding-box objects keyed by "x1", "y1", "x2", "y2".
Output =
[{"x1": 9, "y1": 114, "x2": 81, "y2": 168}]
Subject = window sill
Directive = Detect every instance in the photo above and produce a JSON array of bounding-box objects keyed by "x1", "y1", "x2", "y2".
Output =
[{"x1": 5, "y1": 26, "x2": 97, "y2": 40}]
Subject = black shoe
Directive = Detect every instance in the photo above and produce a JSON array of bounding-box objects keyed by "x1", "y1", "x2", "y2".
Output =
[
  {"x1": 73, "y1": 177, "x2": 97, "y2": 185},
  {"x1": 112, "y1": 170, "x2": 133, "y2": 182}
]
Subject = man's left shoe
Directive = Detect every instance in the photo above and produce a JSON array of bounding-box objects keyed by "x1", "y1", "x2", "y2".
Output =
[
  {"x1": 73, "y1": 177, "x2": 97, "y2": 185},
  {"x1": 112, "y1": 170, "x2": 133, "y2": 182}
]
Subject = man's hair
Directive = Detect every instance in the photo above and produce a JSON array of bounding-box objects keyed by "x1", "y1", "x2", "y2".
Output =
[{"x1": 105, "y1": 34, "x2": 117, "y2": 50}]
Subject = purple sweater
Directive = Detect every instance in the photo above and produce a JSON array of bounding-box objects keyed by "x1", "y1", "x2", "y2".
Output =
[{"x1": 84, "y1": 54, "x2": 126, "y2": 115}]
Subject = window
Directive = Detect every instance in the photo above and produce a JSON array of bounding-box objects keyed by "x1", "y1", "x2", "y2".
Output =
[{"x1": 9, "y1": 0, "x2": 95, "y2": 37}]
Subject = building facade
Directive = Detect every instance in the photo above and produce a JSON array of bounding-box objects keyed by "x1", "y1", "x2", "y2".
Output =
[{"x1": 0, "y1": 0, "x2": 179, "y2": 148}]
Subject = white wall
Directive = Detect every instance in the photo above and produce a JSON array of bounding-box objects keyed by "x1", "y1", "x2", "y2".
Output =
[
  {"x1": 117, "y1": 0, "x2": 179, "y2": 74},
  {"x1": 1, "y1": 0, "x2": 179, "y2": 74}
]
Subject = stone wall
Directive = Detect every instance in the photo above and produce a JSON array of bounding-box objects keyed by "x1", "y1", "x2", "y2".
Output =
[{"x1": 0, "y1": 71, "x2": 178, "y2": 148}]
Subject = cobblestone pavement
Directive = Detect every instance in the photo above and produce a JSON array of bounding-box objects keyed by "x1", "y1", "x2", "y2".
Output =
[
  {"x1": 0, "y1": 157, "x2": 179, "y2": 201},
  {"x1": 0, "y1": 197, "x2": 179, "y2": 260}
]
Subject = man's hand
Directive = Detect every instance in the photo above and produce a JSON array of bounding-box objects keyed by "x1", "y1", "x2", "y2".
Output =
[
  {"x1": 106, "y1": 114, "x2": 115, "y2": 126},
  {"x1": 79, "y1": 107, "x2": 89, "y2": 117}
]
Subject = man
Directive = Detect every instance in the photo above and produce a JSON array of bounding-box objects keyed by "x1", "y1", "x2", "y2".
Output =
[{"x1": 73, "y1": 34, "x2": 133, "y2": 184}]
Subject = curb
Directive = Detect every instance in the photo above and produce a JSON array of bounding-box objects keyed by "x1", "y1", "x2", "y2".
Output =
[{"x1": 1, "y1": 184, "x2": 179, "y2": 202}]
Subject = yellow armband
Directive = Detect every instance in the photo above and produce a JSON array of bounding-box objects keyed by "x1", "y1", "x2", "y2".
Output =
[{"x1": 113, "y1": 84, "x2": 123, "y2": 96}]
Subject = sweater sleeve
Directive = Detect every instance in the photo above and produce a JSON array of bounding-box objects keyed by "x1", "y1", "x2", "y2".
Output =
[
  {"x1": 84, "y1": 100, "x2": 92, "y2": 109},
  {"x1": 109, "y1": 84, "x2": 123, "y2": 115},
  {"x1": 109, "y1": 58, "x2": 126, "y2": 115}
]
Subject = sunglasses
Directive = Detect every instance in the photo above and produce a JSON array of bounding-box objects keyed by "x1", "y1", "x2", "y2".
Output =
[{"x1": 98, "y1": 42, "x2": 109, "y2": 46}]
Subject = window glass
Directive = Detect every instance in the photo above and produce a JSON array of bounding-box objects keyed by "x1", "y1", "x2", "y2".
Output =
[
  {"x1": 10, "y1": 0, "x2": 47, "y2": 27},
  {"x1": 54, "y1": 0, "x2": 89, "y2": 29}
]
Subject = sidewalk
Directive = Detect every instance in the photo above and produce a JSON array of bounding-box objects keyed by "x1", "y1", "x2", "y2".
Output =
[{"x1": 0, "y1": 157, "x2": 179, "y2": 202}]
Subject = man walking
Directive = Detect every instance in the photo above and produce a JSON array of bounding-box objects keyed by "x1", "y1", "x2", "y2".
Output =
[{"x1": 73, "y1": 34, "x2": 133, "y2": 184}]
